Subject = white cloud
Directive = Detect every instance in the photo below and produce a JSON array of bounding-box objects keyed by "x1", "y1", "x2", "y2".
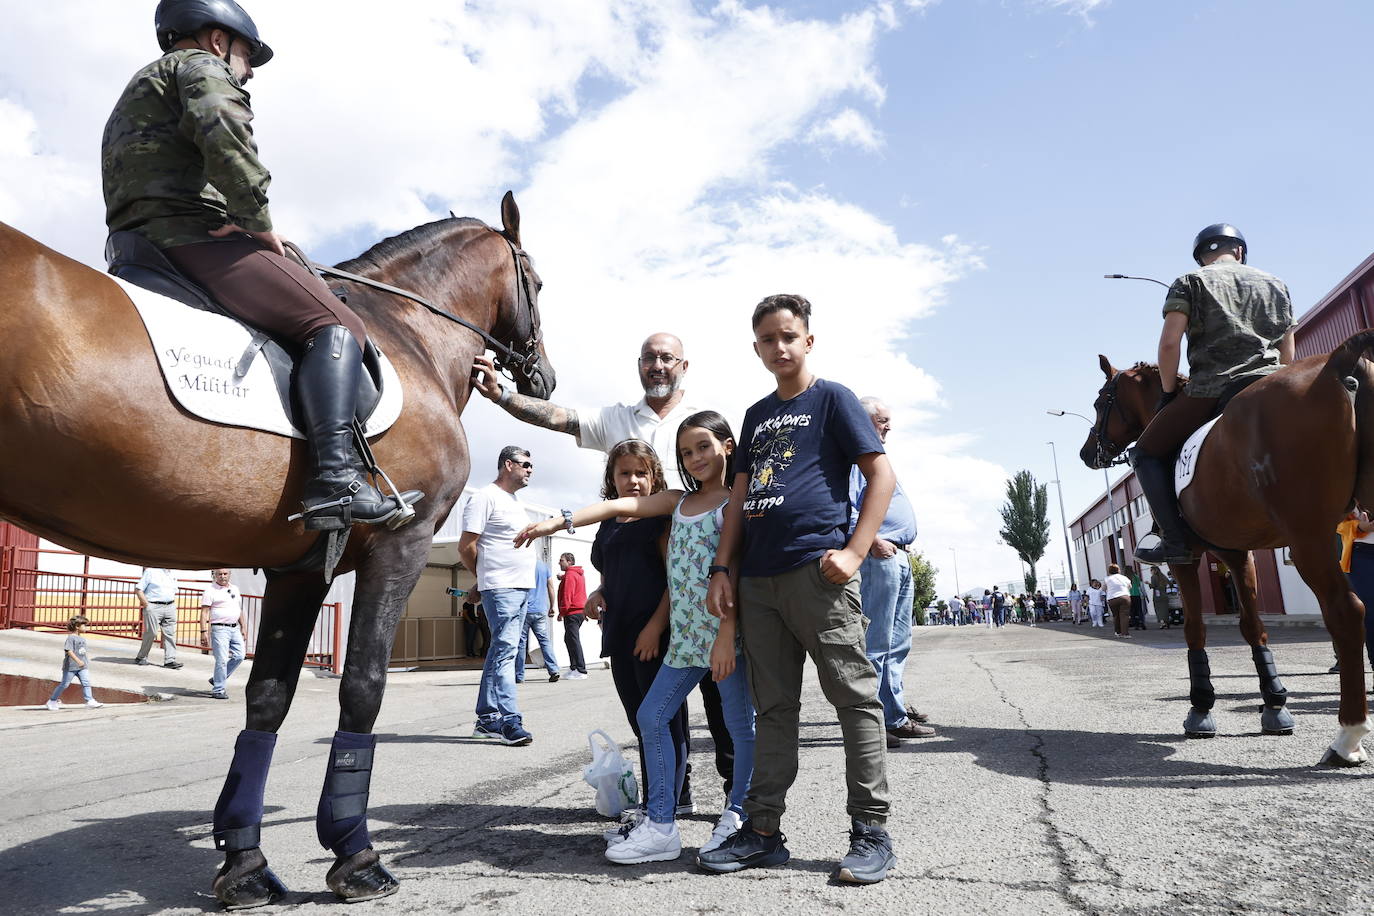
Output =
[
  {"x1": 1035, "y1": 0, "x2": 1109, "y2": 21},
  {"x1": 807, "y1": 108, "x2": 883, "y2": 152},
  {"x1": 0, "y1": 0, "x2": 1018, "y2": 596}
]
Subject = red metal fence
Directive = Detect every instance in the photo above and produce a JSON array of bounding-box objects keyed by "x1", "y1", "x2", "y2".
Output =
[{"x1": 0, "y1": 546, "x2": 344, "y2": 674}]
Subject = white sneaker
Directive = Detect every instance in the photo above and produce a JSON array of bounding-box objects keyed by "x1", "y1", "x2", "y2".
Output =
[
  {"x1": 85, "y1": 700, "x2": 105, "y2": 709},
  {"x1": 567, "y1": 671, "x2": 588, "y2": 680},
  {"x1": 604, "y1": 820, "x2": 681, "y2": 864},
  {"x1": 603, "y1": 807, "x2": 645, "y2": 843},
  {"x1": 45, "y1": 699, "x2": 63, "y2": 711},
  {"x1": 700, "y1": 808, "x2": 744, "y2": 854}
]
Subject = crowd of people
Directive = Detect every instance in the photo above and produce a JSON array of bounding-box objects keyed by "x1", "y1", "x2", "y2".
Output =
[{"x1": 930, "y1": 567, "x2": 1177, "y2": 633}]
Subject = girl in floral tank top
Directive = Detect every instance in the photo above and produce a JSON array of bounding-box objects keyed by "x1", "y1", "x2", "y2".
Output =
[{"x1": 518, "y1": 411, "x2": 756, "y2": 866}]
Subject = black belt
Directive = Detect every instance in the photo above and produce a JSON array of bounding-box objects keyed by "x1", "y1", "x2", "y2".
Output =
[
  {"x1": 149, "y1": 600, "x2": 174, "y2": 605},
  {"x1": 212, "y1": 622, "x2": 238, "y2": 627}
]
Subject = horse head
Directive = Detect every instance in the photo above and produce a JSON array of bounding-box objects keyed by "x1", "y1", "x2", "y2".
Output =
[
  {"x1": 1078, "y1": 356, "x2": 1184, "y2": 469},
  {"x1": 492, "y1": 191, "x2": 556, "y2": 400}
]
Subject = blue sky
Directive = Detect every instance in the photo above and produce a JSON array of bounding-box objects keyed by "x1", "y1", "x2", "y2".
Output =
[{"x1": 3, "y1": 0, "x2": 1371, "y2": 595}]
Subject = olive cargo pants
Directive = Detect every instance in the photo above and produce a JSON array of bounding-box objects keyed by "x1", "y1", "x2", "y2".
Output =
[{"x1": 738, "y1": 560, "x2": 890, "y2": 833}]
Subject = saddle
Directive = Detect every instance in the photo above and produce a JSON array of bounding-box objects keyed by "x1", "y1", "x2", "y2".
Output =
[{"x1": 104, "y1": 231, "x2": 385, "y2": 425}]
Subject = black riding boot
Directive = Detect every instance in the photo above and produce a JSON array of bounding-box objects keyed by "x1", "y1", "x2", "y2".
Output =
[
  {"x1": 1131, "y1": 447, "x2": 1191, "y2": 564},
  {"x1": 297, "y1": 326, "x2": 404, "y2": 530}
]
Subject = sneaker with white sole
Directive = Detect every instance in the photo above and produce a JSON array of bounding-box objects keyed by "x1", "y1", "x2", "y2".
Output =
[
  {"x1": 85, "y1": 700, "x2": 105, "y2": 709},
  {"x1": 472, "y1": 719, "x2": 503, "y2": 740},
  {"x1": 700, "y1": 808, "x2": 744, "y2": 854},
  {"x1": 604, "y1": 807, "x2": 645, "y2": 844},
  {"x1": 605, "y1": 820, "x2": 681, "y2": 864},
  {"x1": 45, "y1": 699, "x2": 63, "y2": 711}
]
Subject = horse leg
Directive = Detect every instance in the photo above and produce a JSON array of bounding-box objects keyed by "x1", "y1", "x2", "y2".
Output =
[
  {"x1": 211, "y1": 571, "x2": 329, "y2": 910},
  {"x1": 1170, "y1": 558, "x2": 1218, "y2": 737},
  {"x1": 1288, "y1": 537, "x2": 1372, "y2": 766},
  {"x1": 316, "y1": 529, "x2": 431, "y2": 902},
  {"x1": 1216, "y1": 549, "x2": 1294, "y2": 736}
]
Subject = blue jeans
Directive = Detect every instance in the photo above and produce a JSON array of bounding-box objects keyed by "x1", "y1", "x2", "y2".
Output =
[
  {"x1": 637, "y1": 657, "x2": 755, "y2": 824},
  {"x1": 860, "y1": 552, "x2": 913, "y2": 728},
  {"x1": 475, "y1": 588, "x2": 529, "y2": 725},
  {"x1": 211, "y1": 624, "x2": 245, "y2": 695},
  {"x1": 49, "y1": 667, "x2": 93, "y2": 702},
  {"x1": 515, "y1": 607, "x2": 559, "y2": 680}
]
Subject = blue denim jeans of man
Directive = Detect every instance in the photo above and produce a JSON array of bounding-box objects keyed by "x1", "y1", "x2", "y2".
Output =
[
  {"x1": 211, "y1": 624, "x2": 245, "y2": 695},
  {"x1": 637, "y1": 656, "x2": 755, "y2": 823},
  {"x1": 515, "y1": 607, "x2": 560, "y2": 680},
  {"x1": 475, "y1": 588, "x2": 530, "y2": 725},
  {"x1": 859, "y1": 552, "x2": 913, "y2": 729},
  {"x1": 48, "y1": 667, "x2": 94, "y2": 703}
]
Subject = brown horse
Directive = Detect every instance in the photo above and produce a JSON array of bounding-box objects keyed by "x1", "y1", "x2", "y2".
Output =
[
  {"x1": 0, "y1": 193, "x2": 555, "y2": 905},
  {"x1": 1081, "y1": 332, "x2": 1374, "y2": 766}
]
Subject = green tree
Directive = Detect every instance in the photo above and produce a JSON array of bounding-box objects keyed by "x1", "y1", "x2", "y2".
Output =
[
  {"x1": 999, "y1": 469, "x2": 1051, "y2": 592},
  {"x1": 909, "y1": 549, "x2": 938, "y2": 625}
]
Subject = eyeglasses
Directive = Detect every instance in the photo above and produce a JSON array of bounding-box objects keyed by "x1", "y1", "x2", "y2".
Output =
[{"x1": 638, "y1": 354, "x2": 682, "y2": 368}]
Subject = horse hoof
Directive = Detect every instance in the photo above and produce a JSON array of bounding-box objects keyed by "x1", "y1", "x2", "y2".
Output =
[
  {"x1": 326, "y1": 847, "x2": 399, "y2": 902},
  {"x1": 1260, "y1": 707, "x2": 1295, "y2": 736},
  {"x1": 213, "y1": 849, "x2": 288, "y2": 911},
  {"x1": 1318, "y1": 746, "x2": 1367, "y2": 768},
  {"x1": 1183, "y1": 709, "x2": 1216, "y2": 738}
]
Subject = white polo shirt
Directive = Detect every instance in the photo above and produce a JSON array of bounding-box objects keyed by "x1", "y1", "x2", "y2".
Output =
[
  {"x1": 201, "y1": 583, "x2": 242, "y2": 624},
  {"x1": 461, "y1": 483, "x2": 537, "y2": 591},
  {"x1": 577, "y1": 396, "x2": 701, "y2": 490}
]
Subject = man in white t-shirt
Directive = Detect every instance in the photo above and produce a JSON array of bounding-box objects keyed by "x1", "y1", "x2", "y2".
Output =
[
  {"x1": 200, "y1": 568, "x2": 244, "y2": 700},
  {"x1": 459, "y1": 446, "x2": 538, "y2": 747},
  {"x1": 1104, "y1": 564, "x2": 1133, "y2": 638}
]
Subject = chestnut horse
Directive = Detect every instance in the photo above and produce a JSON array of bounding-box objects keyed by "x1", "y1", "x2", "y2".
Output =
[
  {"x1": 0, "y1": 193, "x2": 554, "y2": 906},
  {"x1": 1081, "y1": 331, "x2": 1374, "y2": 767}
]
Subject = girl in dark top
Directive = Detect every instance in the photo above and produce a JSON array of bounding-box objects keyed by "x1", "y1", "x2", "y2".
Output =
[{"x1": 588, "y1": 439, "x2": 688, "y2": 831}]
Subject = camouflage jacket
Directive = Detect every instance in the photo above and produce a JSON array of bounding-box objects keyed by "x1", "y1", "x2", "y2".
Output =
[
  {"x1": 1162, "y1": 261, "x2": 1294, "y2": 398},
  {"x1": 102, "y1": 49, "x2": 272, "y2": 250}
]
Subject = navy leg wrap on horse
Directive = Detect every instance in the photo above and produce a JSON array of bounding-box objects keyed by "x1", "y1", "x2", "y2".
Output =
[
  {"x1": 213, "y1": 729, "x2": 277, "y2": 852},
  {"x1": 1251, "y1": 645, "x2": 1289, "y2": 707},
  {"x1": 317, "y1": 731, "x2": 376, "y2": 858},
  {"x1": 1187, "y1": 648, "x2": 1215, "y2": 711}
]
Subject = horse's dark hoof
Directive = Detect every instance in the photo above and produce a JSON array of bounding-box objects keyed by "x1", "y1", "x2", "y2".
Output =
[
  {"x1": 1183, "y1": 709, "x2": 1216, "y2": 738},
  {"x1": 1260, "y1": 706, "x2": 1295, "y2": 736},
  {"x1": 1318, "y1": 746, "x2": 1366, "y2": 768},
  {"x1": 213, "y1": 848, "x2": 287, "y2": 911},
  {"x1": 326, "y1": 847, "x2": 399, "y2": 902}
]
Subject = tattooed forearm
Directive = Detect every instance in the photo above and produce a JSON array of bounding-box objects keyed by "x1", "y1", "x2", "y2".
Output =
[{"x1": 504, "y1": 392, "x2": 580, "y2": 436}]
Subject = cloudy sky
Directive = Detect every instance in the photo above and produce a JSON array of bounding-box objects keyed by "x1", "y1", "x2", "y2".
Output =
[{"x1": 5, "y1": 0, "x2": 1374, "y2": 596}]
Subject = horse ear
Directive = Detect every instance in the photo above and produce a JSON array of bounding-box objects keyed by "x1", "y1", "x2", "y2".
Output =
[
  {"x1": 500, "y1": 191, "x2": 521, "y2": 247},
  {"x1": 1098, "y1": 354, "x2": 1116, "y2": 379}
]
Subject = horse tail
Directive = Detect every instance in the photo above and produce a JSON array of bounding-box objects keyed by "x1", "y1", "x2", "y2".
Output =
[{"x1": 1323, "y1": 329, "x2": 1374, "y2": 380}]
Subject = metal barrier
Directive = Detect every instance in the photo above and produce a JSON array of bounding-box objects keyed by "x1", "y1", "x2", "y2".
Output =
[{"x1": 0, "y1": 546, "x2": 344, "y2": 674}]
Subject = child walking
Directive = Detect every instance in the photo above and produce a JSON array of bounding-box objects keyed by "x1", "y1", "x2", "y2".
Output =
[
  {"x1": 46, "y1": 615, "x2": 104, "y2": 710},
  {"x1": 519, "y1": 413, "x2": 757, "y2": 865},
  {"x1": 703, "y1": 293, "x2": 898, "y2": 884}
]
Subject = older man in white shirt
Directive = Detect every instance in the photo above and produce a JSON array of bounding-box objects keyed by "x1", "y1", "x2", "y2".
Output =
[{"x1": 135, "y1": 567, "x2": 183, "y2": 669}]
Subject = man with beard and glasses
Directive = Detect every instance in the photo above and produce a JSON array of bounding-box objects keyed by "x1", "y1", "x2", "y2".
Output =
[{"x1": 471, "y1": 332, "x2": 730, "y2": 815}]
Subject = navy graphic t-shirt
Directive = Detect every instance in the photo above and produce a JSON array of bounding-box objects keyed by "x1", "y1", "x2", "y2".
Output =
[{"x1": 731, "y1": 378, "x2": 884, "y2": 577}]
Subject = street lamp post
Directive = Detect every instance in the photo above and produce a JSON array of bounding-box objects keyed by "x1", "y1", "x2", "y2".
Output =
[
  {"x1": 1047, "y1": 410, "x2": 1120, "y2": 568},
  {"x1": 948, "y1": 546, "x2": 960, "y2": 597},
  {"x1": 1046, "y1": 441, "x2": 1076, "y2": 589}
]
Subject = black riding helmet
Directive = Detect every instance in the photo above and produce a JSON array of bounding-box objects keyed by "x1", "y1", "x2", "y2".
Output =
[
  {"x1": 155, "y1": 0, "x2": 273, "y2": 67},
  {"x1": 1192, "y1": 223, "x2": 1246, "y2": 266}
]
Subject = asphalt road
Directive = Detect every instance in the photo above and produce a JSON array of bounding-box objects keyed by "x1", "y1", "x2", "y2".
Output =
[{"x1": 1, "y1": 620, "x2": 1370, "y2": 915}]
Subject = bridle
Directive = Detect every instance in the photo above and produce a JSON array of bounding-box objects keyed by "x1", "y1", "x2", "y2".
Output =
[
  {"x1": 304, "y1": 232, "x2": 545, "y2": 386},
  {"x1": 1091, "y1": 373, "x2": 1132, "y2": 468}
]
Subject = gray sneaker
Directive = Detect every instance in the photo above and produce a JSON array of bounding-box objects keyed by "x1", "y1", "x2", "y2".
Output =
[
  {"x1": 696, "y1": 821, "x2": 789, "y2": 873},
  {"x1": 835, "y1": 820, "x2": 895, "y2": 884}
]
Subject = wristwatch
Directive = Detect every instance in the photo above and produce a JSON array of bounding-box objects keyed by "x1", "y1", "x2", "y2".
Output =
[
  {"x1": 707, "y1": 565, "x2": 730, "y2": 579},
  {"x1": 560, "y1": 509, "x2": 575, "y2": 533}
]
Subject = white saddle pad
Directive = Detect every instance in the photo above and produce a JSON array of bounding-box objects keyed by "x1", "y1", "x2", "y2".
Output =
[
  {"x1": 111, "y1": 275, "x2": 403, "y2": 440},
  {"x1": 1174, "y1": 415, "x2": 1221, "y2": 498}
]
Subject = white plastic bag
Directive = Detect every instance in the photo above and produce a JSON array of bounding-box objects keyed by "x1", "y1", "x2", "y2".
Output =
[{"x1": 582, "y1": 728, "x2": 639, "y2": 818}]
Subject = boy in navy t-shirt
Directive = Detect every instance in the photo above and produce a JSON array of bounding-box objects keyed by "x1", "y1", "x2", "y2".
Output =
[{"x1": 702, "y1": 293, "x2": 897, "y2": 884}]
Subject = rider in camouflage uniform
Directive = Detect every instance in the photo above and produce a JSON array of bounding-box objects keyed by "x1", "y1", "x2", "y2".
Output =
[
  {"x1": 102, "y1": 0, "x2": 413, "y2": 533},
  {"x1": 1132, "y1": 224, "x2": 1295, "y2": 564}
]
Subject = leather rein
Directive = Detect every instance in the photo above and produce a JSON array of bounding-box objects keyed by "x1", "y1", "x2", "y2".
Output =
[{"x1": 301, "y1": 234, "x2": 544, "y2": 384}]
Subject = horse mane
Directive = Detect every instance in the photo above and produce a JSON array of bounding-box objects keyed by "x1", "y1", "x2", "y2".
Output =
[
  {"x1": 1127, "y1": 361, "x2": 1189, "y2": 384},
  {"x1": 336, "y1": 216, "x2": 490, "y2": 273}
]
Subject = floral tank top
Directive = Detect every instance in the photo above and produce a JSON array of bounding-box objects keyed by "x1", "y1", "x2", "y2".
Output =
[{"x1": 664, "y1": 494, "x2": 728, "y2": 670}]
